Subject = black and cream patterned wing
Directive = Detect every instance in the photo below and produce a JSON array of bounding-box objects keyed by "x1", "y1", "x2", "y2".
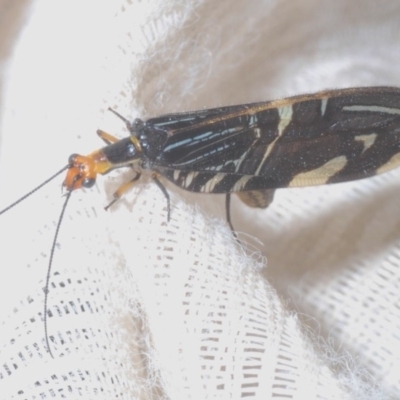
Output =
[
  {"x1": 146, "y1": 103, "x2": 265, "y2": 131},
  {"x1": 149, "y1": 87, "x2": 400, "y2": 194},
  {"x1": 150, "y1": 104, "x2": 280, "y2": 193}
]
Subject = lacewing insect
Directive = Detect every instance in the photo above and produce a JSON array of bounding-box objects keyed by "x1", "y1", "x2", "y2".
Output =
[{"x1": 2, "y1": 86, "x2": 400, "y2": 356}]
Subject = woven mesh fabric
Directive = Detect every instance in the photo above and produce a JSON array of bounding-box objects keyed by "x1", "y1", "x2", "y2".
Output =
[{"x1": 1, "y1": 0, "x2": 400, "y2": 399}]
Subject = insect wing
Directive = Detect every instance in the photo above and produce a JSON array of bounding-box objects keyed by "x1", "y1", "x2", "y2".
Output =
[
  {"x1": 150, "y1": 104, "x2": 279, "y2": 193},
  {"x1": 149, "y1": 87, "x2": 400, "y2": 193}
]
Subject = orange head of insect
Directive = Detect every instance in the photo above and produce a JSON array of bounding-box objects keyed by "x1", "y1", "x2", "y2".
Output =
[
  {"x1": 63, "y1": 150, "x2": 114, "y2": 191},
  {"x1": 63, "y1": 154, "x2": 98, "y2": 190}
]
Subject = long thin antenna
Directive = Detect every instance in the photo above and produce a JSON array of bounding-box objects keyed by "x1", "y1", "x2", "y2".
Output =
[
  {"x1": 0, "y1": 166, "x2": 69, "y2": 215},
  {"x1": 0, "y1": 165, "x2": 71, "y2": 357},
  {"x1": 44, "y1": 188, "x2": 74, "y2": 358}
]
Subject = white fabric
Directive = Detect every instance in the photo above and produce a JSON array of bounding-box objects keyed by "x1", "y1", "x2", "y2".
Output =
[{"x1": 0, "y1": 0, "x2": 399, "y2": 398}]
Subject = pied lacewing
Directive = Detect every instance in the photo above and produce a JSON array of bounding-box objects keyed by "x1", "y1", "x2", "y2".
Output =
[{"x1": 2, "y1": 86, "x2": 400, "y2": 356}]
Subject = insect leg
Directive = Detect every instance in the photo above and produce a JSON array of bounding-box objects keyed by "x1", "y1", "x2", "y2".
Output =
[
  {"x1": 225, "y1": 194, "x2": 238, "y2": 238},
  {"x1": 151, "y1": 174, "x2": 171, "y2": 221},
  {"x1": 108, "y1": 107, "x2": 132, "y2": 129},
  {"x1": 104, "y1": 172, "x2": 142, "y2": 210},
  {"x1": 96, "y1": 129, "x2": 120, "y2": 145}
]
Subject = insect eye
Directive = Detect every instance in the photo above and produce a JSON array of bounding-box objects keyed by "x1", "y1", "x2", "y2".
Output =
[
  {"x1": 68, "y1": 154, "x2": 78, "y2": 165},
  {"x1": 82, "y1": 178, "x2": 96, "y2": 188}
]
